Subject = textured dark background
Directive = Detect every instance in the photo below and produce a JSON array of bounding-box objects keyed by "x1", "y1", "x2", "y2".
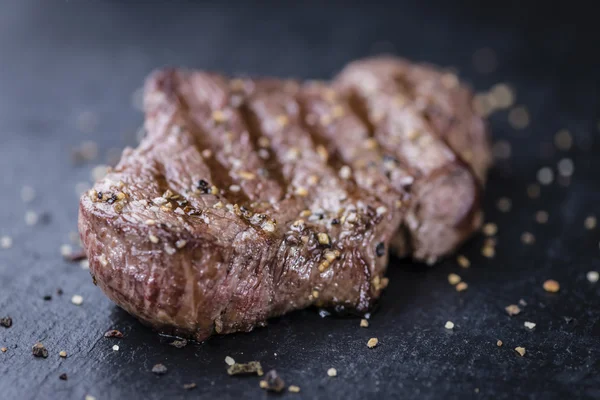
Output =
[{"x1": 1, "y1": 1, "x2": 599, "y2": 399}]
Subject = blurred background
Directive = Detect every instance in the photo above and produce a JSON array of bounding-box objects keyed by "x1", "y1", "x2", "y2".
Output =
[{"x1": 1, "y1": 1, "x2": 599, "y2": 399}]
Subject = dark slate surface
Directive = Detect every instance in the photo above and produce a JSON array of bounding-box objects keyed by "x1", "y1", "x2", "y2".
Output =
[{"x1": 1, "y1": 1, "x2": 599, "y2": 399}]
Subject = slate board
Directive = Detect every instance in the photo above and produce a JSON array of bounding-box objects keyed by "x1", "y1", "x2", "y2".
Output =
[{"x1": 1, "y1": 1, "x2": 599, "y2": 399}]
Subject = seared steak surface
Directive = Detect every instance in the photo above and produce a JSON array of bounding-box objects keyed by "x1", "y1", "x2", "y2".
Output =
[{"x1": 79, "y1": 57, "x2": 491, "y2": 340}]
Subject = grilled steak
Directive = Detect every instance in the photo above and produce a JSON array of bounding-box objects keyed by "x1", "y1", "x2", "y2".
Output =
[
  {"x1": 335, "y1": 57, "x2": 489, "y2": 261},
  {"x1": 79, "y1": 56, "x2": 491, "y2": 340},
  {"x1": 79, "y1": 69, "x2": 400, "y2": 341}
]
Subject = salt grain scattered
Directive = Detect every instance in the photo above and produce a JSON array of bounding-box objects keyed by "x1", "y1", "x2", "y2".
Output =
[
  {"x1": 80, "y1": 259, "x2": 90, "y2": 270},
  {"x1": 20, "y1": 186, "x2": 36, "y2": 203},
  {"x1": 1, "y1": 236, "x2": 13, "y2": 249},
  {"x1": 448, "y1": 273, "x2": 461, "y2": 285},
  {"x1": 497, "y1": 197, "x2": 512, "y2": 212},
  {"x1": 482, "y1": 223, "x2": 498, "y2": 236},
  {"x1": 112, "y1": 345, "x2": 119, "y2": 351},
  {"x1": 515, "y1": 347, "x2": 526, "y2": 356},
  {"x1": 60, "y1": 244, "x2": 73, "y2": 257},
  {"x1": 327, "y1": 368, "x2": 337, "y2": 377},
  {"x1": 445, "y1": 321, "x2": 455, "y2": 330},
  {"x1": 25, "y1": 211, "x2": 38, "y2": 226},
  {"x1": 508, "y1": 106, "x2": 530, "y2": 129},
  {"x1": 71, "y1": 295, "x2": 83, "y2": 306},
  {"x1": 521, "y1": 232, "x2": 535, "y2": 245},
  {"x1": 535, "y1": 210, "x2": 549, "y2": 224},
  {"x1": 557, "y1": 158, "x2": 574, "y2": 177},
  {"x1": 586, "y1": 271, "x2": 599, "y2": 283},
  {"x1": 537, "y1": 167, "x2": 554, "y2": 185},
  {"x1": 289, "y1": 385, "x2": 301, "y2": 393},
  {"x1": 225, "y1": 356, "x2": 235, "y2": 366},
  {"x1": 554, "y1": 129, "x2": 573, "y2": 151},
  {"x1": 524, "y1": 321, "x2": 536, "y2": 330},
  {"x1": 584, "y1": 216, "x2": 597, "y2": 230},
  {"x1": 481, "y1": 245, "x2": 495, "y2": 258},
  {"x1": 543, "y1": 279, "x2": 560, "y2": 293},
  {"x1": 456, "y1": 282, "x2": 468, "y2": 292},
  {"x1": 505, "y1": 304, "x2": 521, "y2": 316},
  {"x1": 457, "y1": 255, "x2": 471, "y2": 268},
  {"x1": 490, "y1": 83, "x2": 514, "y2": 109},
  {"x1": 339, "y1": 165, "x2": 352, "y2": 180}
]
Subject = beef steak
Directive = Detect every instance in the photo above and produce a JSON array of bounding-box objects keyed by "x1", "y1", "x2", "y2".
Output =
[
  {"x1": 79, "y1": 69, "x2": 399, "y2": 341},
  {"x1": 79, "y1": 56, "x2": 491, "y2": 340}
]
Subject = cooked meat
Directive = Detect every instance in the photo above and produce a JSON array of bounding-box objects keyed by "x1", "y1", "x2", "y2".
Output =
[
  {"x1": 79, "y1": 56, "x2": 491, "y2": 340},
  {"x1": 79, "y1": 69, "x2": 399, "y2": 341},
  {"x1": 367, "y1": 57, "x2": 492, "y2": 183},
  {"x1": 335, "y1": 57, "x2": 488, "y2": 261}
]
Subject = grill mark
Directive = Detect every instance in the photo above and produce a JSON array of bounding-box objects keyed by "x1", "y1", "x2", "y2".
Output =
[
  {"x1": 143, "y1": 71, "x2": 259, "y2": 242},
  {"x1": 340, "y1": 81, "x2": 448, "y2": 178},
  {"x1": 244, "y1": 82, "x2": 392, "y2": 306},
  {"x1": 177, "y1": 105, "x2": 251, "y2": 206},
  {"x1": 244, "y1": 84, "x2": 352, "y2": 213},
  {"x1": 298, "y1": 85, "x2": 413, "y2": 207},
  {"x1": 237, "y1": 101, "x2": 290, "y2": 197},
  {"x1": 295, "y1": 91, "x2": 349, "y2": 176},
  {"x1": 344, "y1": 88, "x2": 420, "y2": 181},
  {"x1": 181, "y1": 73, "x2": 287, "y2": 204},
  {"x1": 400, "y1": 67, "x2": 491, "y2": 182}
]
